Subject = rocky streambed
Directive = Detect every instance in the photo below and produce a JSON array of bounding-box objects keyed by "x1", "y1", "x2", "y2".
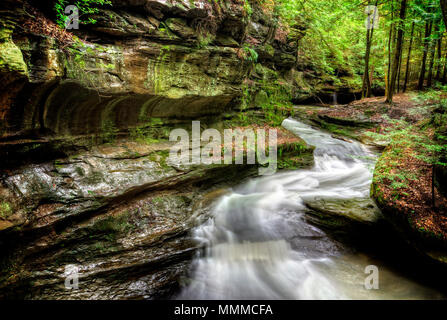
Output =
[
  {"x1": 177, "y1": 118, "x2": 446, "y2": 300},
  {"x1": 1, "y1": 112, "x2": 446, "y2": 299}
]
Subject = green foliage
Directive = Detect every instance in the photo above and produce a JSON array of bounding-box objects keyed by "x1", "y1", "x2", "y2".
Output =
[
  {"x1": 54, "y1": 0, "x2": 112, "y2": 28},
  {"x1": 158, "y1": 22, "x2": 177, "y2": 39},
  {"x1": 129, "y1": 118, "x2": 167, "y2": 144},
  {"x1": 275, "y1": 0, "x2": 370, "y2": 79},
  {"x1": 412, "y1": 89, "x2": 446, "y2": 105},
  {"x1": 318, "y1": 120, "x2": 359, "y2": 140},
  {"x1": 196, "y1": 33, "x2": 214, "y2": 49},
  {"x1": 0, "y1": 201, "x2": 12, "y2": 219},
  {"x1": 129, "y1": 126, "x2": 160, "y2": 144},
  {"x1": 411, "y1": 91, "x2": 447, "y2": 168},
  {"x1": 262, "y1": 87, "x2": 291, "y2": 126},
  {"x1": 242, "y1": 0, "x2": 253, "y2": 19},
  {"x1": 368, "y1": 113, "x2": 447, "y2": 197},
  {"x1": 101, "y1": 119, "x2": 119, "y2": 143},
  {"x1": 240, "y1": 77, "x2": 293, "y2": 127},
  {"x1": 242, "y1": 44, "x2": 259, "y2": 63}
]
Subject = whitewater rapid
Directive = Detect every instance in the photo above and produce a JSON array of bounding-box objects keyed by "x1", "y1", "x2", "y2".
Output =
[{"x1": 179, "y1": 118, "x2": 442, "y2": 300}]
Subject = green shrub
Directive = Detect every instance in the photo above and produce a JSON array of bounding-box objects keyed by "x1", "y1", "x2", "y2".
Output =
[
  {"x1": 54, "y1": 0, "x2": 112, "y2": 28},
  {"x1": 0, "y1": 202, "x2": 12, "y2": 219}
]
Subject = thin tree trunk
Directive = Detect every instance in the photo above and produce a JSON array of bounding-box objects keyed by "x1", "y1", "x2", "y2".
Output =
[
  {"x1": 418, "y1": 19, "x2": 433, "y2": 90},
  {"x1": 403, "y1": 21, "x2": 415, "y2": 92},
  {"x1": 435, "y1": 36, "x2": 443, "y2": 81},
  {"x1": 443, "y1": 50, "x2": 447, "y2": 83},
  {"x1": 441, "y1": 0, "x2": 447, "y2": 29},
  {"x1": 432, "y1": 165, "x2": 436, "y2": 209},
  {"x1": 386, "y1": 0, "x2": 407, "y2": 103},
  {"x1": 397, "y1": 38, "x2": 404, "y2": 92},
  {"x1": 362, "y1": 1, "x2": 378, "y2": 98},
  {"x1": 362, "y1": 26, "x2": 372, "y2": 99},
  {"x1": 427, "y1": 24, "x2": 438, "y2": 88},
  {"x1": 386, "y1": 0, "x2": 395, "y2": 99}
]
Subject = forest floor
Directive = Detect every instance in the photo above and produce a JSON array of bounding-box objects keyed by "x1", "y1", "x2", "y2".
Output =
[{"x1": 300, "y1": 92, "x2": 447, "y2": 245}]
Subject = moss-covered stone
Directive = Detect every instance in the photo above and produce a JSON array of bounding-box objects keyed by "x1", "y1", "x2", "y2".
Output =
[
  {"x1": 0, "y1": 28, "x2": 27, "y2": 76},
  {"x1": 164, "y1": 18, "x2": 196, "y2": 39}
]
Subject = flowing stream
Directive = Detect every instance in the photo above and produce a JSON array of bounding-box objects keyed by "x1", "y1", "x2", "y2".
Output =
[{"x1": 179, "y1": 118, "x2": 444, "y2": 300}]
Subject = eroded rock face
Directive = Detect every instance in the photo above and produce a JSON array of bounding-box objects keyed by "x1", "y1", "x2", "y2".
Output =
[
  {"x1": 0, "y1": 0, "x2": 299, "y2": 139},
  {"x1": 0, "y1": 0, "x2": 309, "y2": 171},
  {"x1": 0, "y1": 0, "x2": 312, "y2": 299},
  {"x1": 0, "y1": 127, "x2": 314, "y2": 299},
  {"x1": 0, "y1": 139, "x2": 260, "y2": 299}
]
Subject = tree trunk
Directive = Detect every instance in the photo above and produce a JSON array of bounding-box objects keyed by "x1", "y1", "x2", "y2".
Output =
[
  {"x1": 386, "y1": 0, "x2": 407, "y2": 103},
  {"x1": 435, "y1": 36, "x2": 443, "y2": 81},
  {"x1": 443, "y1": 50, "x2": 447, "y2": 84},
  {"x1": 403, "y1": 21, "x2": 414, "y2": 92},
  {"x1": 418, "y1": 19, "x2": 433, "y2": 90},
  {"x1": 441, "y1": 0, "x2": 447, "y2": 29},
  {"x1": 362, "y1": 27, "x2": 372, "y2": 99},
  {"x1": 433, "y1": 165, "x2": 436, "y2": 209},
  {"x1": 362, "y1": 1, "x2": 378, "y2": 99},
  {"x1": 385, "y1": 1, "x2": 395, "y2": 99},
  {"x1": 427, "y1": 24, "x2": 438, "y2": 88},
  {"x1": 397, "y1": 38, "x2": 403, "y2": 92}
]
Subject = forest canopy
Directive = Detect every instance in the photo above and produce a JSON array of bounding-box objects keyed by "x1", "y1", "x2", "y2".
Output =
[{"x1": 272, "y1": 0, "x2": 447, "y2": 101}]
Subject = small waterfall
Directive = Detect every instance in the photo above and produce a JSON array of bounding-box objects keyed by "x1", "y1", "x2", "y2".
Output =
[
  {"x1": 332, "y1": 92, "x2": 338, "y2": 105},
  {"x1": 211, "y1": 241, "x2": 291, "y2": 261}
]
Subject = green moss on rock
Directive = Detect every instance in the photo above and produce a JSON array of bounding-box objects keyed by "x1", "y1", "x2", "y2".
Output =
[{"x1": 0, "y1": 28, "x2": 28, "y2": 76}]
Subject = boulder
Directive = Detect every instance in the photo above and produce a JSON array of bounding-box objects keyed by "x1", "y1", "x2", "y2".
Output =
[{"x1": 304, "y1": 197, "x2": 381, "y2": 229}]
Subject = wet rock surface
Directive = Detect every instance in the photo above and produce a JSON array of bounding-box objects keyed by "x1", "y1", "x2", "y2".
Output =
[
  {"x1": 304, "y1": 197, "x2": 381, "y2": 229},
  {"x1": 0, "y1": 125, "x2": 313, "y2": 299},
  {"x1": 318, "y1": 114, "x2": 380, "y2": 128},
  {"x1": 0, "y1": 138, "x2": 261, "y2": 299}
]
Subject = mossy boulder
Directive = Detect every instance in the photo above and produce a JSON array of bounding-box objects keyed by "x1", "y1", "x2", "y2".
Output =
[{"x1": 305, "y1": 197, "x2": 381, "y2": 226}]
